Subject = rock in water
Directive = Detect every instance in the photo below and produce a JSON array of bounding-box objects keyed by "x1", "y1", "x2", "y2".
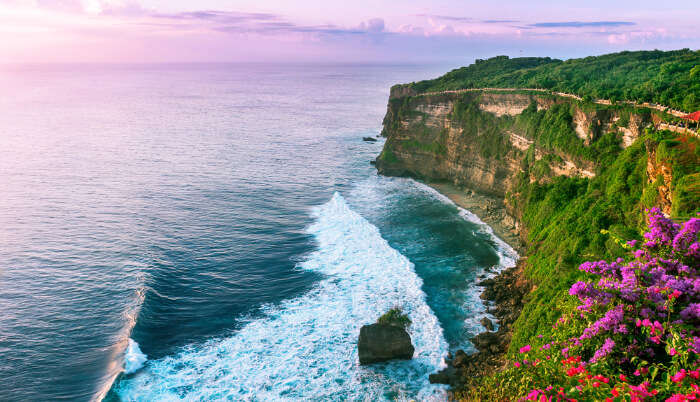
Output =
[
  {"x1": 480, "y1": 317, "x2": 494, "y2": 331},
  {"x1": 358, "y1": 323, "x2": 414, "y2": 365},
  {"x1": 362, "y1": 136, "x2": 377, "y2": 142}
]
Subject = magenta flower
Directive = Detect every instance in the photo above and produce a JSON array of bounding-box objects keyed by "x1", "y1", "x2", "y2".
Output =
[
  {"x1": 671, "y1": 369, "x2": 686, "y2": 383},
  {"x1": 590, "y1": 338, "x2": 615, "y2": 363}
]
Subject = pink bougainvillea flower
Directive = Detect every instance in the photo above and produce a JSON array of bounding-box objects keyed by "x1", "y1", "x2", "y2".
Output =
[{"x1": 671, "y1": 369, "x2": 686, "y2": 383}]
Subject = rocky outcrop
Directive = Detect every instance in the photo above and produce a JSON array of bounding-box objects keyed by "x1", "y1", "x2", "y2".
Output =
[
  {"x1": 480, "y1": 317, "x2": 494, "y2": 331},
  {"x1": 389, "y1": 84, "x2": 418, "y2": 99},
  {"x1": 358, "y1": 324, "x2": 414, "y2": 365},
  {"x1": 645, "y1": 140, "x2": 675, "y2": 215},
  {"x1": 477, "y1": 93, "x2": 537, "y2": 117}
]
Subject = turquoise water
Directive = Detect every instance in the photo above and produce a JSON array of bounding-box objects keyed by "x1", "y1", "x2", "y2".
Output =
[{"x1": 0, "y1": 63, "x2": 516, "y2": 401}]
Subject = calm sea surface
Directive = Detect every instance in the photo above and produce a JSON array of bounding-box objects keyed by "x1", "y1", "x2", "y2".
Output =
[{"x1": 0, "y1": 63, "x2": 516, "y2": 401}]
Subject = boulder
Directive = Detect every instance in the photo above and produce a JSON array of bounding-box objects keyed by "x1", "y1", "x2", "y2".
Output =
[
  {"x1": 452, "y1": 349, "x2": 469, "y2": 368},
  {"x1": 480, "y1": 317, "x2": 494, "y2": 331},
  {"x1": 429, "y1": 366, "x2": 457, "y2": 385},
  {"x1": 471, "y1": 331, "x2": 500, "y2": 353},
  {"x1": 362, "y1": 136, "x2": 378, "y2": 142},
  {"x1": 358, "y1": 323, "x2": 414, "y2": 365}
]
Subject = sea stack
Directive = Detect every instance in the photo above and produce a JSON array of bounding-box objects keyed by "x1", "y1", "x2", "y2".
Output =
[{"x1": 358, "y1": 308, "x2": 414, "y2": 365}]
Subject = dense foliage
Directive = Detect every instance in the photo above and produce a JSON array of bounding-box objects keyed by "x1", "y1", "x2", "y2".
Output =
[
  {"x1": 450, "y1": 94, "x2": 515, "y2": 160},
  {"x1": 377, "y1": 308, "x2": 411, "y2": 329},
  {"x1": 506, "y1": 130, "x2": 700, "y2": 354},
  {"x1": 464, "y1": 209, "x2": 699, "y2": 401},
  {"x1": 404, "y1": 50, "x2": 700, "y2": 112}
]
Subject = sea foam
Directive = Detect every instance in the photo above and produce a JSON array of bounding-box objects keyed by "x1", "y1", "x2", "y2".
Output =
[
  {"x1": 409, "y1": 181, "x2": 519, "y2": 272},
  {"x1": 115, "y1": 192, "x2": 448, "y2": 401},
  {"x1": 407, "y1": 180, "x2": 520, "y2": 335},
  {"x1": 124, "y1": 339, "x2": 148, "y2": 375}
]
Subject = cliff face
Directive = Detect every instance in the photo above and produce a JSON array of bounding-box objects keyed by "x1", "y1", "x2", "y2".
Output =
[
  {"x1": 646, "y1": 141, "x2": 675, "y2": 215},
  {"x1": 376, "y1": 88, "x2": 699, "y2": 356},
  {"x1": 376, "y1": 90, "x2": 650, "y2": 201}
]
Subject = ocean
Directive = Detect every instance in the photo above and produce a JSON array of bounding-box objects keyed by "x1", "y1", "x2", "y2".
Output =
[{"x1": 0, "y1": 63, "x2": 517, "y2": 401}]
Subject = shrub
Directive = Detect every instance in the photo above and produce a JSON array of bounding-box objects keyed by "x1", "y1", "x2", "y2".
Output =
[
  {"x1": 469, "y1": 208, "x2": 700, "y2": 401},
  {"x1": 377, "y1": 308, "x2": 411, "y2": 329}
]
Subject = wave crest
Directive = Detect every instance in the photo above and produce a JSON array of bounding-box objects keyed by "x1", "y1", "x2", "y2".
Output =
[
  {"x1": 124, "y1": 339, "x2": 147, "y2": 375},
  {"x1": 114, "y1": 192, "x2": 447, "y2": 401}
]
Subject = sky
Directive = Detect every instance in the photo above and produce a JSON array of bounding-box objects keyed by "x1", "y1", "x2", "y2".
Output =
[{"x1": 1, "y1": 0, "x2": 699, "y2": 64}]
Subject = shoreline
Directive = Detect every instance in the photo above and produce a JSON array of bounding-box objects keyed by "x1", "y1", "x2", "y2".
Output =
[
  {"x1": 424, "y1": 181, "x2": 525, "y2": 255},
  {"x1": 418, "y1": 181, "x2": 531, "y2": 394}
]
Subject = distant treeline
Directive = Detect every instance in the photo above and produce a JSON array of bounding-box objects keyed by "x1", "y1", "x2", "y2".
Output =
[{"x1": 405, "y1": 49, "x2": 700, "y2": 112}]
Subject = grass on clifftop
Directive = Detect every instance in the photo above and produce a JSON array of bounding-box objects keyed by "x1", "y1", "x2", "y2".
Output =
[{"x1": 403, "y1": 49, "x2": 700, "y2": 112}]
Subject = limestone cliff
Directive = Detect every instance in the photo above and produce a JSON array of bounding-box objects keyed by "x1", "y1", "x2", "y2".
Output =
[
  {"x1": 376, "y1": 90, "x2": 652, "y2": 205},
  {"x1": 645, "y1": 141, "x2": 675, "y2": 215}
]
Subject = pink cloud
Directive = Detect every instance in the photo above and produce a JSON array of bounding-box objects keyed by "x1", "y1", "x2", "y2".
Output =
[{"x1": 0, "y1": 1, "x2": 697, "y2": 63}]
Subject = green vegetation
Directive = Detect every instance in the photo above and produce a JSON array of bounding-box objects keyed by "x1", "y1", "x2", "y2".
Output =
[
  {"x1": 450, "y1": 94, "x2": 514, "y2": 159},
  {"x1": 403, "y1": 139, "x2": 447, "y2": 155},
  {"x1": 515, "y1": 102, "x2": 588, "y2": 159},
  {"x1": 673, "y1": 173, "x2": 700, "y2": 218},
  {"x1": 463, "y1": 207, "x2": 700, "y2": 400},
  {"x1": 507, "y1": 129, "x2": 699, "y2": 353},
  {"x1": 377, "y1": 144, "x2": 399, "y2": 164},
  {"x1": 391, "y1": 92, "x2": 626, "y2": 165},
  {"x1": 403, "y1": 50, "x2": 700, "y2": 111},
  {"x1": 377, "y1": 308, "x2": 411, "y2": 329}
]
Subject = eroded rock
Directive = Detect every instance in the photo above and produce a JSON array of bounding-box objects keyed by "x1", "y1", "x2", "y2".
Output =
[{"x1": 358, "y1": 323, "x2": 414, "y2": 365}]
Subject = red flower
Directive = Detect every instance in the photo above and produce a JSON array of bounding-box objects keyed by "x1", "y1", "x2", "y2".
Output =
[{"x1": 671, "y1": 370, "x2": 687, "y2": 383}]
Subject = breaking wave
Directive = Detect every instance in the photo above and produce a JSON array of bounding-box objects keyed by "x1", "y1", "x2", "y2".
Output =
[
  {"x1": 114, "y1": 192, "x2": 448, "y2": 401},
  {"x1": 124, "y1": 339, "x2": 147, "y2": 375}
]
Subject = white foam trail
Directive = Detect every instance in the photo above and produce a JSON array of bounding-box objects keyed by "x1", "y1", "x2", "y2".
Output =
[
  {"x1": 114, "y1": 192, "x2": 448, "y2": 401},
  {"x1": 124, "y1": 339, "x2": 148, "y2": 375}
]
